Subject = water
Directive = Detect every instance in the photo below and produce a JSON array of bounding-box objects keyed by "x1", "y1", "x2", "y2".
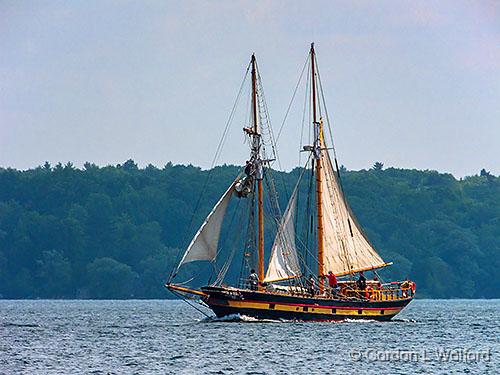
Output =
[{"x1": 1, "y1": 300, "x2": 498, "y2": 374}]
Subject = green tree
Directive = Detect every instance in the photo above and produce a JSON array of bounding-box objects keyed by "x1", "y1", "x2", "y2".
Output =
[
  {"x1": 0, "y1": 161, "x2": 498, "y2": 299},
  {"x1": 87, "y1": 257, "x2": 139, "y2": 299},
  {"x1": 36, "y1": 249, "x2": 72, "y2": 298}
]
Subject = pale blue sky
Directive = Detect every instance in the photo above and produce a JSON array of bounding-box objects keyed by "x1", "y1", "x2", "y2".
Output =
[{"x1": 1, "y1": 1, "x2": 499, "y2": 177}]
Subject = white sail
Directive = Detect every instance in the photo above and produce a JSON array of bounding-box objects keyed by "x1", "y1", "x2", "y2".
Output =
[
  {"x1": 264, "y1": 185, "x2": 302, "y2": 283},
  {"x1": 320, "y1": 144, "x2": 389, "y2": 276},
  {"x1": 178, "y1": 180, "x2": 236, "y2": 267}
]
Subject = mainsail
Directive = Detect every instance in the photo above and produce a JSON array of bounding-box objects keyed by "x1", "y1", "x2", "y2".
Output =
[
  {"x1": 177, "y1": 179, "x2": 237, "y2": 268},
  {"x1": 264, "y1": 185, "x2": 301, "y2": 283},
  {"x1": 319, "y1": 143, "x2": 390, "y2": 276}
]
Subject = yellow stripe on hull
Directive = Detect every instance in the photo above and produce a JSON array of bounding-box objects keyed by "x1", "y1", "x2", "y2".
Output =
[{"x1": 222, "y1": 300, "x2": 402, "y2": 317}]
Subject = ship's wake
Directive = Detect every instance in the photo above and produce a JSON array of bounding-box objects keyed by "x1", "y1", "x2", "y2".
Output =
[
  {"x1": 342, "y1": 318, "x2": 379, "y2": 324},
  {"x1": 198, "y1": 314, "x2": 285, "y2": 323},
  {"x1": 391, "y1": 317, "x2": 417, "y2": 323},
  {"x1": 198, "y1": 314, "x2": 416, "y2": 324}
]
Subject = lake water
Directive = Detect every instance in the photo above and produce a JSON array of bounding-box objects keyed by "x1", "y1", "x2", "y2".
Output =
[{"x1": 1, "y1": 299, "x2": 498, "y2": 374}]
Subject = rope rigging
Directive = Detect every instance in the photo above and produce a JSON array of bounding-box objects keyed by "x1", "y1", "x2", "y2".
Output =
[
  {"x1": 169, "y1": 288, "x2": 211, "y2": 318},
  {"x1": 211, "y1": 195, "x2": 243, "y2": 285},
  {"x1": 168, "y1": 62, "x2": 251, "y2": 283},
  {"x1": 170, "y1": 48, "x2": 381, "y2": 292}
]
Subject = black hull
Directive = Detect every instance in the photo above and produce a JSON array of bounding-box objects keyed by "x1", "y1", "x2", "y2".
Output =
[{"x1": 201, "y1": 286, "x2": 412, "y2": 321}]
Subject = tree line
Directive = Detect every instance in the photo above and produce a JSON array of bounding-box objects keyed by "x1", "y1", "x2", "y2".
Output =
[{"x1": 0, "y1": 160, "x2": 498, "y2": 299}]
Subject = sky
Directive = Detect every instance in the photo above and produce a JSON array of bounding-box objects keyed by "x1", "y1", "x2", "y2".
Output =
[{"x1": 1, "y1": 1, "x2": 499, "y2": 177}]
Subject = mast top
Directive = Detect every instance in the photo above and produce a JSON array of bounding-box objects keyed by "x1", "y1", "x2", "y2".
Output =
[
  {"x1": 311, "y1": 42, "x2": 318, "y2": 125},
  {"x1": 251, "y1": 53, "x2": 258, "y2": 136}
]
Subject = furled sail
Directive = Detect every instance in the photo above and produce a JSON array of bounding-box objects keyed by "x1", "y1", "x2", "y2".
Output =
[
  {"x1": 320, "y1": 144, "x2": 390, "y2": 276},
  {"x1": 177, "y1": 180, "x2": 237, "y2": 268},
  {"x1": 264, "y1": 184, "x2": 302, "y2": 283}
]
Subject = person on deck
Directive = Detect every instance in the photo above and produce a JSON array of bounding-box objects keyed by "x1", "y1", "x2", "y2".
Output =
[
  {"x1": 248, "y1": 269, "x2": 258, "y2": 290},
  {"x1": 325, "y1": 271, "x2": 338, "y2": 296},
  {"x1": 306, "y1": 275, "x2": 316, "y2": 296},
  {"x1": 357, "y1": 271, "x2": 367, "y2": 290}
]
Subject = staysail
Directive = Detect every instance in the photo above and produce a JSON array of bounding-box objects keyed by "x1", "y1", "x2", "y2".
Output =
[
  {"x1": 264, "y1": 184, "x2": 302, "y2": 283},
  {"x1": 177, "y1": 179, "x2": 237, "y2": 268},
  {"x1": 320, "y1": 142, "x2": 390, "y2": 276}
]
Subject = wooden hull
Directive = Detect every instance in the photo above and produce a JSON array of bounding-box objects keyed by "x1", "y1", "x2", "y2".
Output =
[{"x1": 201, "y1": 286, "x2": 412, "y2": 321}]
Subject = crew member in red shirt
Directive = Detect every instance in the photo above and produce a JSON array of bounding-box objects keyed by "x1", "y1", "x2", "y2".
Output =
[
  {"x1": 326, "y1": 271, "x2": 337, "y2": 287},
  {"x1": 325, "y1": 271, "x2": 338, "y2": 296}
]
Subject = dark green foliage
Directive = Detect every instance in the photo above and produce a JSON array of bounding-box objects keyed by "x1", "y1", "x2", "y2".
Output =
[
  {"x1": 87, "y1": 257, "x2": 138, "y2": 299},
  {"x1": 372, "y1": 162, "x2": 384, "y2": 171},
  {"x1": 342, "y1": 168, "x2": 499, "y2": 298},
  {"x1": 0, "y1": 161, "x2": 498, "y2": 299}
]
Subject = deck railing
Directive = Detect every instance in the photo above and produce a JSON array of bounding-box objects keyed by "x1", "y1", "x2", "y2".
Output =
[
  {"x1": 234, "y1": 278, "x2": 416, "y2": 301},
  {"x1": 339, "y1": 281, "x2": 416, "y2": 301}
]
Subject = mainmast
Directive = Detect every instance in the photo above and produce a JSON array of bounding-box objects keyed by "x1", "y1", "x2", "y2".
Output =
[
  {"x1": 251, "y1": 54, "x2": 265, "y2": 287},
  {"x1": 311, "y1": 43, "x2": 325, "y2": 293}
]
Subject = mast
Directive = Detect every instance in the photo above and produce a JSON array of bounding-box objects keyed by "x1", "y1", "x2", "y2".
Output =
[
  {"x1": 251, "y1": 54, "x2": 265, "y2": 286},
  {"x1": 311, "y1": 43, "x2": 325, "y2": 293}
]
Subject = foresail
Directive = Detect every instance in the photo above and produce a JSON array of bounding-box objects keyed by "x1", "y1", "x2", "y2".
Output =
[
  {"x1": 320, "y1": 146, "x2": 389, "y2": 276},
  {"x1": 264, "y1": 184, "x2": 301, "y2": 283},
  {"x1": 177, "y1": 179, "x2": 237, "y2": 268}
]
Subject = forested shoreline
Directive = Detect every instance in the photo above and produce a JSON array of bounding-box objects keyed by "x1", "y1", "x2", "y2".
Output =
[{"x1": 0, "y1": 160, "x2": 498, "y2": 299}]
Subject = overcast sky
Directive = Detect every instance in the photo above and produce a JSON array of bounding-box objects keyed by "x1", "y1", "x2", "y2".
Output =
[{"x1": 1, "y1": 1, "x2": 499, "y2": 177}]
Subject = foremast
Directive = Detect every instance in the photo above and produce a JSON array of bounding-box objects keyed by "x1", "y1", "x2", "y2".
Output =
[
  {"x1": 169, "y1": 53, "x2": 274, "y2": 292},
  {"x1": 311, "y1": 43, "x2": 325, "y2": 293},
  {"x1": 251, "y1": 54, "x2": 265, "y2": 287}
]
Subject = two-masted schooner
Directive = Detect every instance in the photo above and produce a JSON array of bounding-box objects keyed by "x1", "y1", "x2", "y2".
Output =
[{"x1": 167, "y1": 44, "x2": 415, "y2": 321}]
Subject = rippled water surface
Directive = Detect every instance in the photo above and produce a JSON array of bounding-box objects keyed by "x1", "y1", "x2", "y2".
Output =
[{"x1": 1, "y1": 299, "x2": 498, "y2": 374}]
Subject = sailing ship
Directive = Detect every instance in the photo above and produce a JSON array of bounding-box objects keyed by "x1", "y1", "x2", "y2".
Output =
[{"x1": 167, "y1": 44, "x2": 415, "y2": 321}]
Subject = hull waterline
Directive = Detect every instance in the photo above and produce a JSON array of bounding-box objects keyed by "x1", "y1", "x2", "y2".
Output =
[{"x1": 201, "y1": 286, "x2": 413, "y2": 322}]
